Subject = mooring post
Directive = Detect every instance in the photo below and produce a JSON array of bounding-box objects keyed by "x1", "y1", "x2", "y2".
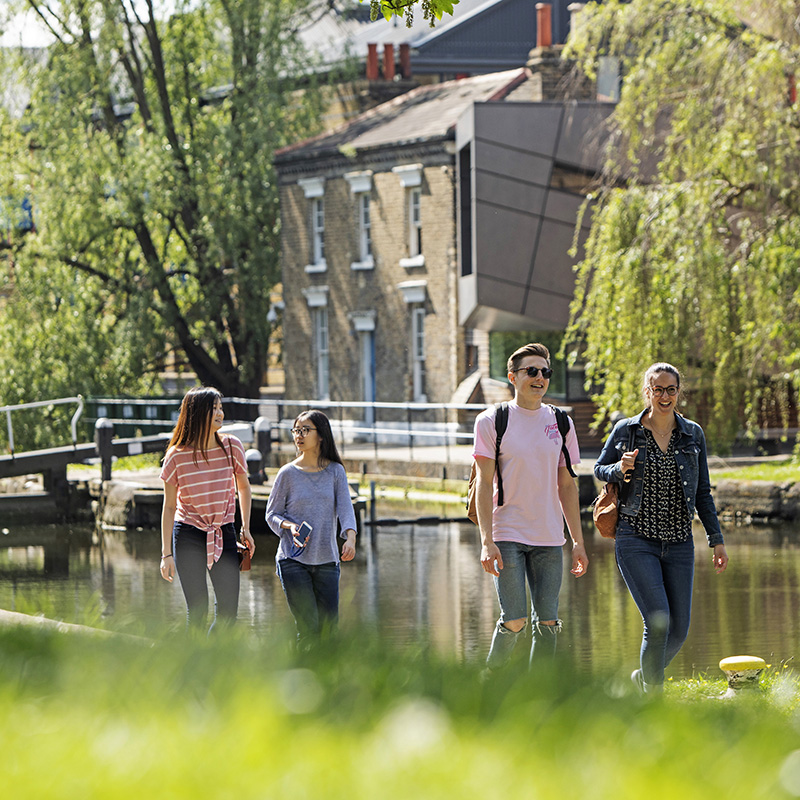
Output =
[
  {"x1": 255, "y1": 416, "x2": 271, "y2": 463},
  {"x1": 245, "y1": 448, "x2": 263, "y2": 484},
  {"x1": 94, "y1": 418, "x2": 114, "y2": 482}
]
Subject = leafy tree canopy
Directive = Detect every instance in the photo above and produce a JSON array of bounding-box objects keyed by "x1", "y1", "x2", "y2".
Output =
[
  {"x1": 366, "y1": 0, "x2": 459, "y2": 27},
  {"x1": 0, "y1": 0, "x2": 324, "y2": 450},
  {"x1": 564, "y1": 0, "x2": 800, "y2": 449}
]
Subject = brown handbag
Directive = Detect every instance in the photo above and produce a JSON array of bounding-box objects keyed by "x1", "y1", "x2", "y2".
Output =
[
  {"x1": 237, "y1": 532, "x2": 252, "y2": 571},
  {"x1": 592, "y1": 482, "x2": 620, "y2": 538},
  {"x1": 592, "y1": 423, "x2": 636, "y2": 539}
]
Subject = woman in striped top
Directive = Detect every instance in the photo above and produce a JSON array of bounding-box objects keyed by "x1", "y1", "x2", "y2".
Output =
[{"x1": 160, "y1": 387, "x2": 254, "y2": 631}]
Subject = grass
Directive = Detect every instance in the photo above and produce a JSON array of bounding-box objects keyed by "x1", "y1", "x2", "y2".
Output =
[
  {"x1": 711, "y1": 459, "x2": 800, "y2": 483},
  {"x1": 2, "y1": 625, "x2": 800, "y2": 799}
]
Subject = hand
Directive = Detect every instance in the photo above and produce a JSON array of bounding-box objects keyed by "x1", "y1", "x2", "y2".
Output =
[
  {"x1": 243, "y1": 530, "x2": 256, "y2": 557},
  {"x1": 480, "y1": 542, "x2": 503, "y2": 576},
  {"x1": 620, "y1": 448, "x2": 639, "y2": 481},
  {"x1": 288, "y1": 522, "x2": 309, "y2": 551},
  {"x1": 570, "y1": 543, "x2": 589, "y2": 577},
  {"x1": 341, "y1": 532, "x2": 356, "y2": 562},
  {"x1": 712, "y1": 544, "x2": 728, "y2": 574},
  {"x1": 160, "y1": 555, "x2": 174, "y2": 583}
]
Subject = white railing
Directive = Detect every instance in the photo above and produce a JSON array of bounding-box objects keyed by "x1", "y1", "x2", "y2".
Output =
[{"x1": 1, "y1": 396, "x2": 84, "y2": 457}]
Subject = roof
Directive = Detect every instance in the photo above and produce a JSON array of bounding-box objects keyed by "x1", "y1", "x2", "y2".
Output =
[
  {"x1": 274, "y1": 68, "x2": 527, "y2": 164},
  {"x1": 299, "y1": 0, "x2": 576, "y2": 74}
]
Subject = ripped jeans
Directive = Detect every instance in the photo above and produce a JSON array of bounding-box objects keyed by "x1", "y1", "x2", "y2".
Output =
[{"x1": 486, "y1": 541, "x2": 563, "y2": 669}]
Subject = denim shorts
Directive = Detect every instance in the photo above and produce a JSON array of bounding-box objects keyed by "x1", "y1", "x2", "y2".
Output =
[{"x1": 493, "y1": 540, "x2": 563, "y2": 623}]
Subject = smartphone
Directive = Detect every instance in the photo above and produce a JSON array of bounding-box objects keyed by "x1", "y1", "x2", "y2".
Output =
[{"x1": 290, "y1": 521, "x2": 312, "y2": 558}]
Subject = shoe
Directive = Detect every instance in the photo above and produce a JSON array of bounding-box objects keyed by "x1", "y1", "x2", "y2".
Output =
[{"x1": 631, "y1": 669, "x2": 644, "y2": 694}]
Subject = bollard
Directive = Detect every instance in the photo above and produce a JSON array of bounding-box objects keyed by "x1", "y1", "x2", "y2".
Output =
[
  {"x1": 245, "y1": 448, "x2": 263, "y2": 484},
  {"x1": 255, "y1": 416, "x2": 272, "y2": 459},
  {"x1": 94, "y1": 418, "x2": 114, "y2": 482},
  {"x1": 719, "y1": 655, "x2": 767, "y2": 698}
]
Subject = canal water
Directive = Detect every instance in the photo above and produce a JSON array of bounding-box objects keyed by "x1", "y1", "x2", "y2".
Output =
[{"x1": 1, "y1": 509, "x2": 798, "y2": 679}]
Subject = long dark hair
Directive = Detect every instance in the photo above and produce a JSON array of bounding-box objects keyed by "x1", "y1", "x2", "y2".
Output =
[
  {"x1": 295, "y1": 410, "x2": 343, "y2": 468},
  {"x1": 168, "y1": 387, "x2": 226, "y2": 466}
]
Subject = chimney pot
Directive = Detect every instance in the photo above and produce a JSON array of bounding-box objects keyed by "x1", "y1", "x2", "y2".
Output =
[
  {"x1": 383, "y1": 43, "x2": 395, "y2": 81},
  {"x1": 536, "y1": 3, "x2": 552, "y2": 48},
  {"x1": 367, "y1": 43, "x2": 378, "y2": 80}
]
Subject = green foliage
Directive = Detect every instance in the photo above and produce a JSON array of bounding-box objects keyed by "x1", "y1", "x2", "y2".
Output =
[
  {"x1": 564, "y1": 0, "x2": 800, "y2": 448},
  {"x1": 0, "y1": 0, "x2": 323, "y2": 445},
  {"x1": 2, "y1": 625, "x2": 800, "y2": 798},
  {"x1": 710, "y1": 457, "x2": 800, "y2": 482},
  {"x1": 366, "y1": 0, "x2": 459, "y2": 27}
]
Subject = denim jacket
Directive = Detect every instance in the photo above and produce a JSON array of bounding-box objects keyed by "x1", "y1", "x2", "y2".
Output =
[{"x1": 594, "y1": 410, "x2": 724, "y2": 547}]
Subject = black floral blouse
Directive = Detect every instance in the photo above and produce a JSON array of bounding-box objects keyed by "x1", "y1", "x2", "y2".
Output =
[{"x1": 632, "y1": 429, "x2": 693, "y2": 542}]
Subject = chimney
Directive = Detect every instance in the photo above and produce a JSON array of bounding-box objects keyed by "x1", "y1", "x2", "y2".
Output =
[
  {"x1": 399, "y1": 43, "x2": 412, "y2": 79},
  {"x1": 383, "y1": 43, "x2": 395, "y2": 81},
  {"x1": 536, "y1": 3, "x2": 552, "y2": 48},
  {"x1": 367, "y1": 43, "x2": 378, "y2": 80}
]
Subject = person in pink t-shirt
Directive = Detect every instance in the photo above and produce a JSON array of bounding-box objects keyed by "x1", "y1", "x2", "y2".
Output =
[
  {"x1": 159, "y1": 387, "x2": 254, "y2": 631},
  {"x1": 473, "y1": 343, "x2": 588, "y2": 670}
]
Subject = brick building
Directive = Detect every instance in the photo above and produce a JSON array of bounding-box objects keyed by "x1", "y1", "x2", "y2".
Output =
[{"x1": 274, "y1": 15, "x2": 611, "y2": 442}]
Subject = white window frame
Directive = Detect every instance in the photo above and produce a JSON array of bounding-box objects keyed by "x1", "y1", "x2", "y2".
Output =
[
  {"x1": 307, "y1": 196, "x2": 325, "y2": 272},
  {"x1": 299, "y1": 177, "x2": 326, "y2": 273},
  {"x1": 394, "y1": 164, "x2": 425, "y2": 269},
  {"x1": 346, "y1": 171, "x2": 374, "y2": 270},
  {"x1": 313, "y1": 307, "x2": 330, "y2": 401},
  {"x1": 411, "y1": 306, "x2": 426, "y2": 403}
]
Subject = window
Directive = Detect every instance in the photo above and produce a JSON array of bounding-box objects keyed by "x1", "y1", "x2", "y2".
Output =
[
  {"x1": 313, "y1": 307, "x2": 330, "y2": 400},
  {"x1": 298, "y1": 177, "x2": 326, "y2": 273},
  {"x1": 411, "y1": 306, "x2": 426, "y2": 402},
  {"x1": 311, "y1": 197, "x2": 325, "y2": 266},
  {"x1": 409, "y1": 188, "x2": 422, "y2": 257},
  {"x1": 359, "y1": 193, "x2": 372, "y2": 262},
  {"x1": 346, "y1": 170, "x2": 374, "y2": 270}
]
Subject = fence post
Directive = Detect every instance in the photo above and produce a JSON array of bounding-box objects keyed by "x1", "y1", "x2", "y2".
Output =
[{"x1": 95, "y1": 418, "x2": 114, "y2": 482}]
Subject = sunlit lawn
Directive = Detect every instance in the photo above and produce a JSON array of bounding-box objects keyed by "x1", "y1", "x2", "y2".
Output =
[
  {"x1": 2, "y1": 624, "x2": 800, "y2": 799},
  {"x1": 711, "y1": 458, "x2": 800, "y2": 483}
]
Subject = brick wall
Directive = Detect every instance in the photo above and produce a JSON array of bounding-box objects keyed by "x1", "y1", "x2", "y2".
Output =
[{"x1": 281, "y1": 152, "x2": 465, "y2": 410}]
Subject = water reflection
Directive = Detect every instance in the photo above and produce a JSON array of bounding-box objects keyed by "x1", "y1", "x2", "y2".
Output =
[{"x1": 0, "y1": 516, "x2": 798, "y2": 678}]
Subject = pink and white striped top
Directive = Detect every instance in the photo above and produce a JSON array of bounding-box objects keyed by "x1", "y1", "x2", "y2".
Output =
[{"x1": 160, "y1": 435, "x2": 247, "y2": 568}]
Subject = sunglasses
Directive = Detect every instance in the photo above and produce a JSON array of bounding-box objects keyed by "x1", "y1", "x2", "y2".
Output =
[
  {"x1": 514, "y1": 366, "x2": 553, "y2": 379},
  {"x1": 291, "y1": 426, "x2": 316, "y2": 437},
  {"x1": 649, "y1": 386, "x2": 678, "y2": 397}
]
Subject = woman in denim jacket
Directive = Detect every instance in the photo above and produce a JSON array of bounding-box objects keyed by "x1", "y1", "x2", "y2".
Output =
[{"x1": 594, "y1": 362, "x2": 728, "y2": 693}]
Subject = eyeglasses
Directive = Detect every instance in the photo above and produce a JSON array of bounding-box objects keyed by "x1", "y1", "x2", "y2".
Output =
[
  {"x1": 649, "y1": 386, "x2": 678, "y2": 397},
  {"x1": 514, "y1": 366, "x2": 553, "y2": 379},
  {"x1": 291, "y1": 426, "x2": 316, "y2": 437}
]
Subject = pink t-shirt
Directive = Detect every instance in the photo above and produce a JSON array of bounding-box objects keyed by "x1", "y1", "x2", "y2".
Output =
[
  {"x1": 160, "y1": 435, "x2": 247, "y2": 566},
  {"x1": 472, "y1": 401, "x2": 581, "y2": 546}
]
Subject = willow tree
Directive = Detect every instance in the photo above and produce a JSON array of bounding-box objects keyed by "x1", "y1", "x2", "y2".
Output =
[
  {"x1": 564, "y1": 0, "x2": 800, "y2": 448},
  {"x1": 0, "y1": 0, "x2": 322, "y2": 430}
]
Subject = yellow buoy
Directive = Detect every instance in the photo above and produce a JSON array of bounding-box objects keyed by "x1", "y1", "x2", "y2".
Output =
[{"x1": 719, "y1": 655, "x2": 767, "y2": 696}]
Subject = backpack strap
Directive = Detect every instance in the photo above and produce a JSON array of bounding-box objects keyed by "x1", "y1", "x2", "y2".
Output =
[
  {"x1": 550, "y1": 405, "x2": 577, "y2": 478},
  {"x1": 494, "y1": 402, "x2": 509, "y2": 507}
]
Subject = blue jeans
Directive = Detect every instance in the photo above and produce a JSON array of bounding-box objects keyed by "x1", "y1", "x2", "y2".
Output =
[
  {"x1": 487, "y1": 541, "x2": 563, "y2": 669},
  {"x1": 615, "y1": 518, "x2": 695, "y2": 687},
  {"x1": 173, "y1": 521, "x2": 240, "y2": 632},
  {"x1": 277, "y1": 559, "x2": 340, "y2": 641}
]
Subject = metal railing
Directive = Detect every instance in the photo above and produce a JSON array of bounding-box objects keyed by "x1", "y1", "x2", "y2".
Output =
[
  {"x1": 1, "y1": 396, "x2": 84, "y2": 458},
  {"x1": 83, "y1": 396, "x2": 496, "y2": 464}
]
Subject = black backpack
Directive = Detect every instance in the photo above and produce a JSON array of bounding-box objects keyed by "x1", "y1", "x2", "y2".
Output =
[{"x1": 466, "y1": 403, "x2": 575, "y2": 523}]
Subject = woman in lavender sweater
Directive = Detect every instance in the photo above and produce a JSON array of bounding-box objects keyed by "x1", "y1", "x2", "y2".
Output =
[{"x1": 266, "y1": 410, "x2": 357, "y2": 642}]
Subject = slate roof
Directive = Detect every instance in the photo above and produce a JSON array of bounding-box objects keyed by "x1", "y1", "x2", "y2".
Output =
[{"x1": 274, "y1": 67, "x2": 527, "y2": 164}]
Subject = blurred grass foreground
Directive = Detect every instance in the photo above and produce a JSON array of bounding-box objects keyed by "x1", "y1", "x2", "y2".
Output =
[{"x1": 3, "y1": 624, "x2": 800, "y2": 799}]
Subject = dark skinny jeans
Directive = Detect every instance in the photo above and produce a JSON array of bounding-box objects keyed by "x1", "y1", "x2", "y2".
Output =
[{"x1": 173, "y1": 521, "x2": 240, "y2": 632}]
